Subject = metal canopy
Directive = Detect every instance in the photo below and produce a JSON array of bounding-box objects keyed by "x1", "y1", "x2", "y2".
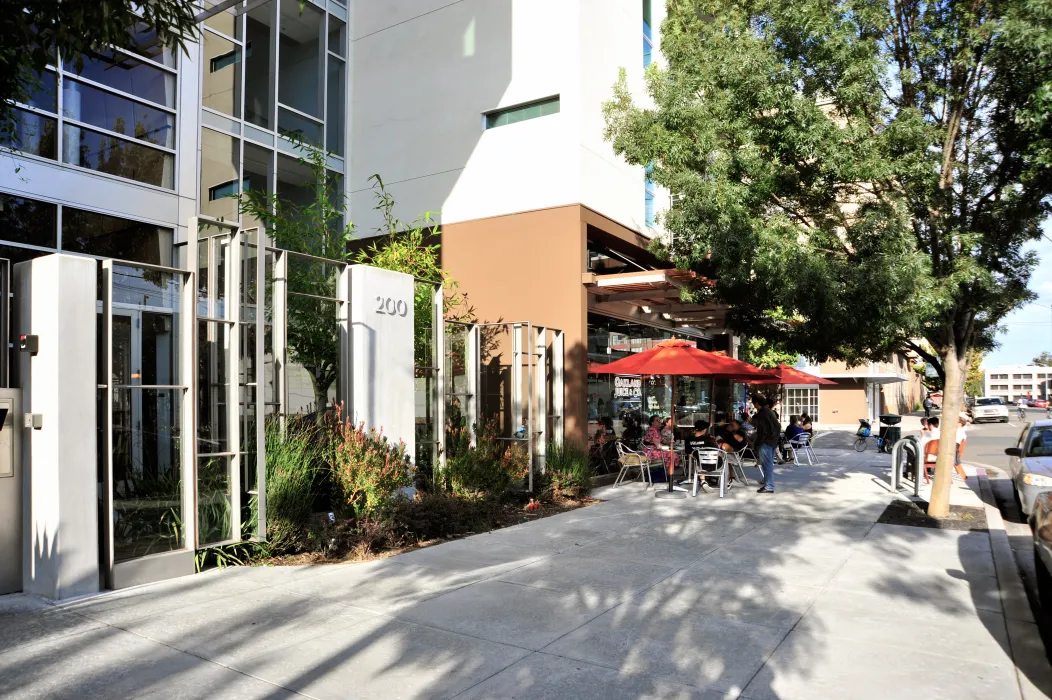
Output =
[{"x1": 584, "y1": 268, "x2": 728, "y2": 331}]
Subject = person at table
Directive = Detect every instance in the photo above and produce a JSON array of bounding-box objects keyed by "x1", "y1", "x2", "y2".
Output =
[
  {"x1": 800, "y1": 413, "x2": 814, "y2": 438},
  {"x1": 919, "y1": 416, "x2": 940, "y2": 478},
  {"x1": 621, "y1": 414, "x2": 643, "y2": 449},
  {"x1": 721, "y1": 418, "x2": 749, "y2": 452},
  {"x1": 643, "y1": 415, "x2": 664, "y2": 461},
  {"x1": 712, "y1": 411, "x2": 731, "y2": 443},
  {"x1": 684, "y1": 420, "x2": 721, "y2": 486},
  {"x1": 659, "y1": 416, "x2": 680, "y2": 471},
  {"x1": 784, "y1": 415, "x2": 806, "y2": 443},
  {"x1": 592, "y1": 416, "x2": 614, "y2": 445}
]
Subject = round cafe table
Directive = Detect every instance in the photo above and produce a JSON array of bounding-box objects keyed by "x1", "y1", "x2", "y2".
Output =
[{"x1": 655, "y1": 443, "x2": 688, "y2": 499}]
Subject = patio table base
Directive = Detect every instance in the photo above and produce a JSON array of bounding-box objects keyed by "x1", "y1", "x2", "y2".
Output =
[{"x1": 655, "y1": 489, "x2": 688, "y2": 499}]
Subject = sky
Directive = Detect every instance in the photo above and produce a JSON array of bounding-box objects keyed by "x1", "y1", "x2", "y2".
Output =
[{"x1": 983, "y1": 221, "x2": 1052, "y2": 370}]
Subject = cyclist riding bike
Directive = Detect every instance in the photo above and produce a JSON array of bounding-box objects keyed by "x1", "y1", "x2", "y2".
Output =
[{"x1": 1016, "y1": 398, "x2": 1028, "y2": 421}]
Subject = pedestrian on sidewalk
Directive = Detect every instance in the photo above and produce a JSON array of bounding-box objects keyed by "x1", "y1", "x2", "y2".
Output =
[
  {"x1": 923, "y1": 395, "x2": 934, "y2": 419},
  {"x1": 954, "y1": 413, "x2": 970, "y2": 482},
  {"x1": 752, "y1": 395, "x2": 780, "y2": 494}
]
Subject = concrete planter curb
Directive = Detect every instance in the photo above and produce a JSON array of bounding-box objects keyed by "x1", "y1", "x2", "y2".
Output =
[{"x1": 976, "y1": 467, "x2": 1052, "y2": 699}]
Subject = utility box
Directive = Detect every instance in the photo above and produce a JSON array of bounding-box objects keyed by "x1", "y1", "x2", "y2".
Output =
[{"x1": 15, "y1": 254, "x2": 99, "y2": 600}]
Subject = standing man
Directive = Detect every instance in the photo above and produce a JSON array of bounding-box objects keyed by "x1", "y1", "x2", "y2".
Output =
[
  {"x1": 752, "y1": 395, "x2": 780, "y2": 494},
  {"x1": 922, "y1": 394, "x2": 933, "y2": 419}
]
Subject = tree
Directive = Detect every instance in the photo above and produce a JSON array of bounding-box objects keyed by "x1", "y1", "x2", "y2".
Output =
[
  {"x1": 965, "y1": 351, "x2": 986, "y2": 397},
  {"x1": 738, "y1": 337, "x2": 799, "y2": 370},
  {"x1": 605, "y1": 0, "x2": 1052, "y2": 516},
  {"x1": 1034, "y1": 352, "x2": 1052, "y2": 367},
  {"x1": 1, "y1": 1, "x2": 198, "y2": 146}
]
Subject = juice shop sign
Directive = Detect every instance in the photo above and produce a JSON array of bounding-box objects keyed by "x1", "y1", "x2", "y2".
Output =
[{"x1": 614, "y1": 376, "x2": 642, "y2": 399}]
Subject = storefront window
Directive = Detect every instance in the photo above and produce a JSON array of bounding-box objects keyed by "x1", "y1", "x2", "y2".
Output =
[{"x1": 586, "y1": 313, "x2": 715, "y2": 438}]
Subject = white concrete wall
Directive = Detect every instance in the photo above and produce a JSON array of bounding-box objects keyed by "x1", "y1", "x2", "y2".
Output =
[
  {"x1": 578, "y1": 0, "x2": 665, "y2": 235},
  {"x1": 985, "y1": 365, "x2": 1052, "y2": 400},
  {"x1": 350, "y1": 0, "x2": 662, "y2": 236}
]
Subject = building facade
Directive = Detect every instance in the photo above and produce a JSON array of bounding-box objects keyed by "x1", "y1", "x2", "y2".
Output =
[
  {"x1": 985, "y1": 365, "x2": 1052, "y2": 401},
  {"x1": 349, "y1": 0, "x2": 739, "y2": 442},
  {"x1": 798, "y1": 353, "x2": 924, "y2": 426}
]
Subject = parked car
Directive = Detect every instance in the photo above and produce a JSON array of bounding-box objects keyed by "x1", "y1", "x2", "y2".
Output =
[
  {"x1": 1036, "y1": 399, "x2": 1050, "y2": 409},
  {"x1": 1031, "y1": 490, "x2": 1052, "y2": 633},
  {"x1": 1006, "y1": 420, "x2": 1052, "y2": 516},
  {"x1": 1026, "y1": 398, "x2": 1038, "y2": 407},
  {"x1": 972, "y1": 396, "x2": 1010, "y2": 423}
]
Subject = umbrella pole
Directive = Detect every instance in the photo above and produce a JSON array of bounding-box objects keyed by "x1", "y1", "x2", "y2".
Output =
[{"x1": 668, "y1": 375, "x2": 676, "y2": 492}]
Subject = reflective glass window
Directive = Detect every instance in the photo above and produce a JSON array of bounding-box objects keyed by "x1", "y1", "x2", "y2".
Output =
[
  {"x1": 0, "y1": 194, "x2": 58, "y2": 248},
  {"x1": 278, "y1": 107, "x2": 322, "y2": 147},
  {"x1": 245, "y1": 2, "x2": 276, "y2": 129},
  {"x1": 199, "y1": 128, "x2": 241, "y2": 220},
  {"x1": 63, "y1": 206, "x2": 173, "y2": 265},
  {"x1": 63, "y1": 124, "x2": 174, "y2": 188},
  {"x1": 203, "y1": 31, "x2": 243, "y2": 118},
  {"x1": 326, "y1": 57, "x2": 344, "y2": 155},
  {"x1": 278, "y1": 0, "x2": 323, "y2": 119},
  {"x1": 1, "y1": 108, "x2": 57, "y2": 160},
  {"x1": 64, "y1": 50, "x2": 176, "y2": 108},
  {"x1": 63, "y1": 78, "x2": 175, "y2": 148}
]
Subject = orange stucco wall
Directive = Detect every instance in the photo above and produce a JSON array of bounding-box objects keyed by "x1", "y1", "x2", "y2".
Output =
[{"x1": 440, "y1": 206, "x2": 589, "y2": 443}]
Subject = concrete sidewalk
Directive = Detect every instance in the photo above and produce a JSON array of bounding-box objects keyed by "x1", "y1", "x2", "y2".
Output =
[{"x1": 0, "y1": 450, "x2": 1048, "y2": 699}]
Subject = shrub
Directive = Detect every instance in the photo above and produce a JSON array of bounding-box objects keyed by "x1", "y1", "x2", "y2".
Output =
[
  {"x1": 544, "y1": 440, "x2": 592, "y2": 500},
  {"x1": 445, "y1": 418, "x2": 529, "y2": 497},
  {"x1": 328, "y1": 410, "x2": 414, "y2": 520},
  {"x1": 265, "y1": 417, "x2": 323, "y2": 554},
  {"x1": 392, "y1": 491, "x2": 500, "y2": 541}
]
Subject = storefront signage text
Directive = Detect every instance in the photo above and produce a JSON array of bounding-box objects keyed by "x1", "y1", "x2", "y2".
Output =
[{"x1": 614, "y1": 375, "x2": 642, "y2": 399}]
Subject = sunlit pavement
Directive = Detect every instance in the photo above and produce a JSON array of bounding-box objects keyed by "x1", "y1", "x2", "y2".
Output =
[{"x1": 1, "y1": 446, "x2": 1049, "y2": 699}]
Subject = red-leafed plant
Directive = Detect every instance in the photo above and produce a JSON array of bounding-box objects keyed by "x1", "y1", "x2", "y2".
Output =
[{"x1": 328, "y1": 406, "x2": 414, "y2": 519}]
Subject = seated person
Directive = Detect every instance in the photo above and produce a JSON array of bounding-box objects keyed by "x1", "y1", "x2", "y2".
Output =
[
  {"x1": 685, "y1": 419, "x2": 721, "y2": 453},
  {"x1": 592, "y1": 416, "x2": 614, "y2": 445},
  {"x1": 784, "y1": 415, "x2": 806, "y2": 442},
  {"x1": 722, "y1": 418, "x2": 749, "y2": 452},
  {"x1": 712, "y1": 411, "x2": 731, "y2": 442},
  {"x1": 800, "y1": 413, "x2": 814, "y2": 437},
  {"x1": 620, "y1": 415, "x2": 643, "y2": 448}
]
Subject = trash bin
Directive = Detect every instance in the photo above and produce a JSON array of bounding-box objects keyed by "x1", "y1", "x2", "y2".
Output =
[
  {"x1": 879, "y1": 414, "x2": 902, "y2": 426},
  {"x1": 879, "y1": 425, "x2": 902, "y2": 450}
]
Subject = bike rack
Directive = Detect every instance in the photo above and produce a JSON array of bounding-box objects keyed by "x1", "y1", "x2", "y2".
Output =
[{"x1": 890, "y1": 436, "x2": 921, "y2": 497}]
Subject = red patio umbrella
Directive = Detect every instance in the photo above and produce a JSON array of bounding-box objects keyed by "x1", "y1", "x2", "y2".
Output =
[
  {"x1": 590, "y1": 339, "x2": 776, "y2": 495},
  {"x1": 749, "y1": 365, "x2": 837, "y2": 386}
]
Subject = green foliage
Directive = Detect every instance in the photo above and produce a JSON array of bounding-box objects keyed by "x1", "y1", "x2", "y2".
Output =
[
  {"x1": 542, "y1": 441, "x2": 592, "y2": 501},
  {"x1": 265, "y1": 417, "x2": 323, "y2": 554},
  {"x1": 1034, "y1": 352, "x2": 1052, "y2": 367},
  {"x1": 196, "y1": 457, "x2": 232, "y2": 547},
  {"x1": 1, "y1": 1, "x2": 198, "y2": 149},
  {"x1": 445, "y1": 419, "x2": 530, "y2": 497},
  {"x1": 327, "y1": 407, "x2": 414, "y2": 519},
  {"x1": 391, "y1": 492, "x2": 503, "y2": 541},
  {"x1": 603, "y1": 0, "x2": 1052, "y2": 378},
  {"x1": 195, "y1": 541, "x2": 266, "y2": 573},
  {"x1": 739, "y1": 336, "x2": 799, "y2": 370}
]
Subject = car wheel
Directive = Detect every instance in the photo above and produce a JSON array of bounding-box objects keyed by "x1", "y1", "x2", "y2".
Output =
[
  {"x1": 1002, "y1": 418, "x2": 1009, "y2": 423},
  {"x1": 1013, "y1": 484, "x2": 1024, "y2": 515}
]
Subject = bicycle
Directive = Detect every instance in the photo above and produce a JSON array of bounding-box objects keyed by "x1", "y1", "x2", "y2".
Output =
[
  {"x1": 853, "y1": 419, "x2": 892, "y2": 453},
  {"x1": 1017, "y1": 405, "x2": 1028, "y2": 421}
]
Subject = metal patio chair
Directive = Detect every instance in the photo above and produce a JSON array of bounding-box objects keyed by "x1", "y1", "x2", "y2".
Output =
[
  {"x1": 614, "y1": 441, "x2": 653, "y2": 489},
  {"x1": 688, "y1": 447, "x2": 727, "y2": 497},
  {"x1": 788, "y1": 433, "x2": 817, "y2": 466},
  {"x1": 722, "y1": 445, "x2": 757, "y2": 486}
]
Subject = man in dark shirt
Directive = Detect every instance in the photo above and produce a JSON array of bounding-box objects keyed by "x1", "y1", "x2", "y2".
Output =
[
  {"x1": 751, "y1": 395, "x2": 780, "y2": 493},
  {"x1": 685, "y1": 419, "x2": 720, "y2": 453}
]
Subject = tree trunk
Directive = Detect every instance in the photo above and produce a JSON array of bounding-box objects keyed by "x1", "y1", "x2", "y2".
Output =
[{"x1": 929, "y1": 343, "x2": 967, "y2": 518}]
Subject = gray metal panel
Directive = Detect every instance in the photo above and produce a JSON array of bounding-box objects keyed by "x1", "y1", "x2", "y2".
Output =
[
  {"x1": 109, "y1": 549, "x2": 195, "y2": 590},
  {"x1": 0, "y1": 389, "x2": 22, "y2": 594}
]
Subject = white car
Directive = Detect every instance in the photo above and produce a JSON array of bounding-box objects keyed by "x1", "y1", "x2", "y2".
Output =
[
  {"x1": 1007, "y1": 420, "x2": 1052, "y2": 516},
  {"x1": 971, "y1": 396, "x2": 1010, "y2": 423}
]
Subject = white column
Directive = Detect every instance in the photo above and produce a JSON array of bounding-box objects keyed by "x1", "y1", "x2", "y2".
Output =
[{"x1": 16, "y1": 254, "x2": 99, "y2": 599}]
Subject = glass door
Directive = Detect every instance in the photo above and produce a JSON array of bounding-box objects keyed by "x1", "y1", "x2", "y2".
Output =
[{"x1": 102, "y1": 261, "x2": 195, "y2": 588}]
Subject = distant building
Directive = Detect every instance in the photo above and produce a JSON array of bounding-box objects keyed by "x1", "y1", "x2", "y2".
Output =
[{"x1": 984, "y1": 365, "x2": 1052, "y2": 401}]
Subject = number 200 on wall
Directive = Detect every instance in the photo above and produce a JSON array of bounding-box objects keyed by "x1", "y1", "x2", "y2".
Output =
[{"x1": 375, "y1": 296, "x2": 409, "y2": 317}]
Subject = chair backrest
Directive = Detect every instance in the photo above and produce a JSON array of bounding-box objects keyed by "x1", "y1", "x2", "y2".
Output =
[
  {"x1": 789, "y1": 434, "x2": 810, "y2": 447},
  {"x1": 924, "y1": 439, "x2": 939, "y2": 456},
  {"x1": 694, "y1": 447, "x2": 721, "y2": 465}
]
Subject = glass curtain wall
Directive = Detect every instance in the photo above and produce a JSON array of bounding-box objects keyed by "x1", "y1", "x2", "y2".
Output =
[
  {"x1": 2, "y1": 23, "x2": 178, "y2": 189},
  {"x1": 198, "y1": 0, "x2": 347, "y2": 233}
]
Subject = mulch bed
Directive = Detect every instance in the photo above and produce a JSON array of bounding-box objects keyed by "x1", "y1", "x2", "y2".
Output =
[
  {"x1": 877, "y1": 498, "x2": 988, "y2": 532},
  {"x1": 264, "y1": 496, "x2": 600, "y2": 567}
]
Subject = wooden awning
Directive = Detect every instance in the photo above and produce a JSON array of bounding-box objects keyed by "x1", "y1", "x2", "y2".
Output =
[{"x1": 583, "y1": 269, "x2": 727, "y2": 329}]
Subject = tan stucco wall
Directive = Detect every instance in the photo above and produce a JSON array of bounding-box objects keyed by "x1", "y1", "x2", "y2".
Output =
[
  {"x1": 819, "y1": 380, "x2": 869, "y2": 424},
  {"x1": 441, "y1": 205, "x2": 589, "y2": 443}
]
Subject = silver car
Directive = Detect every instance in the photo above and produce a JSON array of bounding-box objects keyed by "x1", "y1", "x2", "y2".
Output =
[
  {"x1": 1032, "y1": 490, "x2": 1052, "y2": 631},
  {"x1": 1006, "y1": 419, "x2": 1052, "y2": 516}
]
